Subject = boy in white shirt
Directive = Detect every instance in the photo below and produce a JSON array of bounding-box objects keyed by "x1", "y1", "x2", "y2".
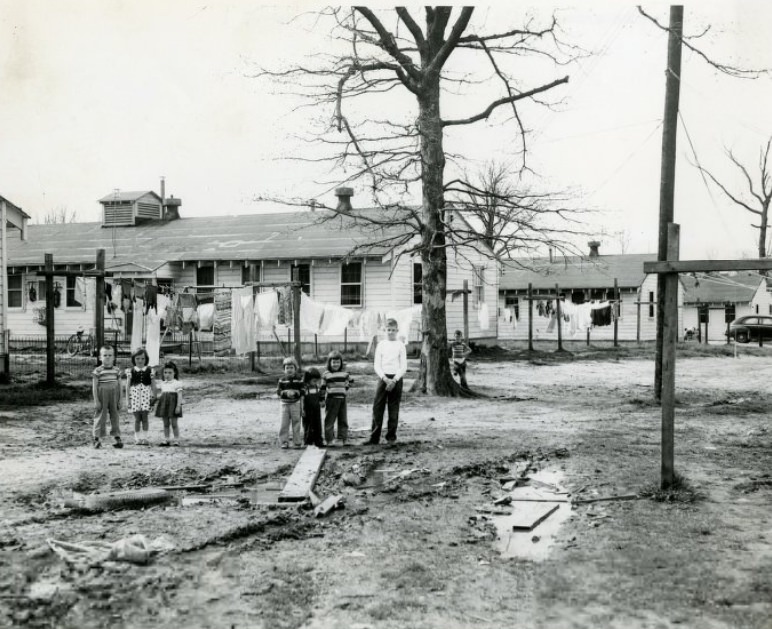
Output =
[{"x1": 365, "y1": 318, "x2": 407, "y2": 446}]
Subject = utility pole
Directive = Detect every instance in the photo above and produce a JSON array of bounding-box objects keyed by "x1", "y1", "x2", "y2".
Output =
[{"x1": 654, "y1": 5, "x2": 684, "y2": 402}]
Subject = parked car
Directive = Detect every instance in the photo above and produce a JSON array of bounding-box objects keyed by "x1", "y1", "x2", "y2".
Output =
[{"x1": 726, "y1": 315, "x2": 772, "y2": 343}]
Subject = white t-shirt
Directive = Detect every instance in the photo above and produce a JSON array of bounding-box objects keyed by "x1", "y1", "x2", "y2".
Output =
[{"x1": 374, "y1": 339, "x2": 407, "y2": 381}]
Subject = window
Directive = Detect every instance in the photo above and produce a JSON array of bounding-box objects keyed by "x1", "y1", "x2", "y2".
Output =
[
  {"x1": 648, "y1": 291, "x2": 655, "y2": 318},
  {"x1": 28, "y1": 280, "x2": 46, "y2": 304},
  {"x1": 473, "y1": 265, "x2": 485, "y2": 304},
  {"x1": 340, "y1": 262, "x2": 362, "y2": 306},
  {"x1": 504, "y1": 294, "x2": 520, "y2": 320},
  {"x1": 66, "y1": 276, "x2": 80, "y2": 307},
  {"x1": 413, "y1": 262, "x2": 422, "y2": 304},
  {"x1": 196, "y1": 265, "x2": 215, "y2": 288},
  {"x1": 291, "y1": 263, "x2": 311, "y2": 296},
  {"x1": 241, "y1": 263, "x2": 261, "y2": 285},
  {"x1": 7, "y1": 275, "x2": 22, "y2": 308}
]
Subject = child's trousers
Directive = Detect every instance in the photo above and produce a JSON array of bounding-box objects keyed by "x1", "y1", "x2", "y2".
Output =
[
  {"x1": 93, "y1": 383, "x2": 121, "y2": 438},
  {"x1": 324, "y1": 397, "x2": 348, "y2": 443},
  {"x1": 279, "y1": 402, "x2": 302, "y2": 446}
]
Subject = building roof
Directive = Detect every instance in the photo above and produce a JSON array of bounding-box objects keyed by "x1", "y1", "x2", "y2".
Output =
[
  {"x1": 1, "y1": 195, "x2": 32, "y2": 228},
  {"x1": 5, "y1": 209, "x2": 413, "y2": 269},
  {"x1": 500, "y1": 253, "x2": 657, "y2": 291},
  {"x1": 98, "y1": 191, "x2": 162, "y2": 203},
  {"x1": 680, "y1": 273, "x2": 766, "y2": 304}
]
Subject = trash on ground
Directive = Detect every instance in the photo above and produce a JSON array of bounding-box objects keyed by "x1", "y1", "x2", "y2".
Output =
[
  {"x1": 62, "y1": 488, "x2": 174, "y2": 513},
  {"x1": 47, "y1": 534, "x2": 175, "y2": 566},
  {"x1": 314, "y1": 494, "x2": 344, "y2": 518}
]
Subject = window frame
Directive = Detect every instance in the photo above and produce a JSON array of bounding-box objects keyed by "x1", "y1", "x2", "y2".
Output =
[
  {"x1": 65, "y1": 276, "x2": 79, "y2": 308},
  {"x1": 340, "y1": 261, "x2": 363, "y2": 307},
  {"x1": 291, "y1": 263, "x2": 311, "y2": 296},
  {"x1": 412, "y1": 261, "x2": 422, "y2": 305},
  {"x1": 7, "y1": 274, "x2": 22, "y2": 309}
]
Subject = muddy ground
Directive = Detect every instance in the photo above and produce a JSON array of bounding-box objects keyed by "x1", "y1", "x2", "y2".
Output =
[{"x1": 1, "y1": 347, "x2": 771, "y2": 629}]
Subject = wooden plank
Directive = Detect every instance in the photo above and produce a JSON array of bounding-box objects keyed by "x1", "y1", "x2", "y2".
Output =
[
  {"x1": 278, "y1": 446, "x2": 327, "y2": 502},
  {"x1": 644, "y1": 258, "x2": 772, "y2": 274},
  {"x1": 573, "y1": 494, "x2": 638, "y2": 505},
  {"x1": 661, "y1": 223, "x2": 679, "y2": 489},
  {"x1": 313, "y1": 494, "x2": 343, "y2": 517},
  {"x1": 509, "y1": 502, "x2": 559, "y2": 531}
]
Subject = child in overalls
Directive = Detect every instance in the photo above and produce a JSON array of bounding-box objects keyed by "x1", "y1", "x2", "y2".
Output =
[
  {"x1": 277, "y1": 357, "x2": 304, "y2": 448},
  {"x1": 92, "y1": 346, "x2": 124, "y2": 449}
]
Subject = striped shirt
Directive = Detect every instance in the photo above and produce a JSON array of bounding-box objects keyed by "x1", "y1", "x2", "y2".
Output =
[
  {"x1": 92, "y1": 365, "x2": 122, "y2": 385},
  {"x1": 449, "y1": 340, "x2": 470, "y2": 363},
  {"x1": 321, "y1": 370, "x2": 351, "y2": 397},
  {"x1": 277, "y1": 375, "x2": 305, "y2": 403}
]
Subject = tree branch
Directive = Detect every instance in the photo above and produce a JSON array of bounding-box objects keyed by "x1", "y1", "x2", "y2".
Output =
[
  {"x1": 442, "y1": 76, "x2": 569, "y2": 127},
  {"x1": 353, "y1": 6, "x2": 421, "y2": 85},
  {"x1": 395, "y1": 7, "x2": 425, "y2": 46},
  {"x1": 426, "y1": 7, "x2": 475, "y2": 76}
]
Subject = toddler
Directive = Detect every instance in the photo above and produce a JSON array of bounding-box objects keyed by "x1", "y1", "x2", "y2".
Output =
[
  {"x1": 302, "y1": 367, "x2": 325, "y2": 448},
  {"x1": 321, "y1": 350, "x2": 352, "y2": 446},
  {"x1": 92, "y1": 346, "x2": 123, "y2": 449},
  {"x1": 125, "y1": 348, "x2": 155, "y2": 445},
  {"x1": 277, "y1": 357, "x2": 304, "y2": 448},
  {"x1": 155, "y1": 361, "x2": 183, "y2": 446}
]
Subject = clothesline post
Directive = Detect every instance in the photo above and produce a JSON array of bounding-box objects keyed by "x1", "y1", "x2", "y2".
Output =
[
  {"x1": 44, "y1": 254, "x2": 55, "y2": 385},
  {"x1": 613, "y1": 278, "x2": 619, "y2": 347},
  {"x1": 462, "y1": 279, "x2": 469, "y2": 343},
  {"x1": 343, "y1": 327, "x2": 347, "y2": 354},
  {"x1": 292, "y1": 268, "x2": 302, "y2": 369},
  {"x1": 636, "y1": 288, "x2": 642, "y2": 343},
  {"x1": 314, "y1": 334, "x2": 318, "y2": 360},
  {"x1": 527, "y1": 283, "x2": 533, "y2": 352},
  {"x1": 555, "y1": 283, "x2": 563, "y2": 352},
  {"x1": 95, "y1": 249, "x2": 105, "y2": 356},
  {"x1": 586, "y1": 327, "x2": 590, "y2": 346}
]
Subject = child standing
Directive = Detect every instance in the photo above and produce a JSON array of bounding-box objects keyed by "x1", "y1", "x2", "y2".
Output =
[
  {"x1": 301, "y1": 367, "x2": 325, "y2": 448},
  {"x1": 155, "y1": 361, "x2": 183, "y2": 447},
  {"x1": 448, "y1": 329, "x2": 472, "y2": 389},
  {"x1": 365, "y1": 318, "x2": 407, "y2": 446},
  {"x1": 92, "y1": 346, "x2": 124, "y2": 449},
  {"x1": 321, "y1": 350, "x2": 352, "y2": 446},
  {"x1": 125, "y1": 348, "x2": 156, "y2": 445},
  {"x1": 277, "y1": 357, "x2": 304, "y2": 448}
]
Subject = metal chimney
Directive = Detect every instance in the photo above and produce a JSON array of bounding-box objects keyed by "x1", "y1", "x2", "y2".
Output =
[{"x1": 334, "y1": 187, "x2": 354, "y2": 213}]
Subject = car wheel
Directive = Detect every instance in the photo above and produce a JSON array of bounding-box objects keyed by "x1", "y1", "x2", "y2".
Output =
[{"x1": 737, "y1": 330, "x2": 749, "y2": 343}]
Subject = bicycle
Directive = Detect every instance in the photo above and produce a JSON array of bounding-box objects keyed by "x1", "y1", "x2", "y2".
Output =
[{"x1": 66, "y1": 327, "x2": 95, "y2": 357}]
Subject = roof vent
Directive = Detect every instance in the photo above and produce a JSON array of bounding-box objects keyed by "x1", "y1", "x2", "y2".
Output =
[{"x1": 588, "y1": 240, "x2": 601, "y2": 258}]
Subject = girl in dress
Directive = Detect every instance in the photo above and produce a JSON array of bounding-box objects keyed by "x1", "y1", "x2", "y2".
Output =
[
  {"x1": 155, "y1": 361, "x2": 183, "y2": 447},
  {"x1": 125, "y1": 348, "x2": 156, "y2": 445}
]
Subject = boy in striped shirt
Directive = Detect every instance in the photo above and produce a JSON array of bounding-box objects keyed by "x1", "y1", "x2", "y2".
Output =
[
  {"x1": 92, "y1": 346, "x2": 124, "y2": 449},
  {"x1": 448, "y1": 330, "x2": 472, "y2": 389}
]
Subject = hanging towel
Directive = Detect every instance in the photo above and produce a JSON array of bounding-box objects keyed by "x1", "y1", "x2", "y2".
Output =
[
  {"x1": 478, "y1": 303, "x2": 490, "y2": 331},
  {"x1": 254, "y1": 291, "x2": 279, "y2": 329},
  {"x1": 197, "y1": 303, "x2": 215, "y2": 331},
  {"x1": 74, "y1": 277, "x2": 87, "y2": 310},
  {"x1": 130, "y1": 298, "x2": 144, "y2": 353},
  {"x1": 389, "y1": 305, "x2": 421, "y2": 342},
  {"x1": 300, "y1": 294, "x2": 326, "y2": 334},
  {"x1": 144, "y1": 284, "x2": 158, "y2": 314},
  {"x1": 319, "y1": 304, "x2": 354, "y2": 336},
  {"x1": 231, "y1": 287, "x2": 253, "y2": 355},
  {"x1": 146, "y1": 308, "x2": 162, "y2": 367}
]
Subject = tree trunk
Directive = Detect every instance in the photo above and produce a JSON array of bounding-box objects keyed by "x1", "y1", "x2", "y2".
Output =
[{"x1": 413, "y1": 71, "x2": 462, "y2": 396}]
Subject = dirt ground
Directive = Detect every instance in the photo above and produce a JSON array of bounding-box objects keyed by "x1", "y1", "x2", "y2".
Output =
[{"x1": 1, "y1": 347, "x2": 771, "y2": 629}]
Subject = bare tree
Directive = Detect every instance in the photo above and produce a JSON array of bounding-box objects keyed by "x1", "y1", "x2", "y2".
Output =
[
  {"x1": 264, "y1": 7, "x2": 581, "y2": 395},
  {"x1": 444, "y1": 161, "x2": 584, "y2": 258},
  {"x1": 696, "y1": 138, "x2": 772, "y2": 260},
  {"x1": 41, "y1": 206, "x2": 77, "y2": 224}
]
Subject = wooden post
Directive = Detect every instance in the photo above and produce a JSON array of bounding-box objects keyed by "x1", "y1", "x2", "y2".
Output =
[
  {"x1": 292, "y1": 268, "x2": 302, "y2": 369},
  {"x1": 343, "y1": 327, "x2": 347, "y2": 354},
  {"x1": 462, "y1": 279, "x2": 469, "y2": 343},
  {"x1": 555, "y1": 283, "x2": 563, "y2": 352},
  {"x1": 613, "y1": 278, "x2": 619, "y2": 347},
  {"x1": 188, "y1": 329, "x2": 193, "y2": 367},
  {"x1": 586, "y1": 327, "x2": 590, "y2": 346},
  {"x1": 95, "y1": 249, "x2": 105, "y2": 357},
  {"x1": 654, "y1": 6, "x2": 684, "y2": 402},
  {"x1": 636, "y1": 289, "x2": 641, "y2": 343},
  {"x1": 314, "y1": 333, "x2": 318, "y2": 360},
  {"x1": 527, "y1": 283, "x2": 533, "y2": 352},
  {"x1": 249, "y1": 263, "x2": 257, "y2": 371},
  {"x1": 661, "y1": 223, "x2": 680, "y2": 489},
  {"x1": 44, "y1": 253, "x2": 55, "y2": 385}
]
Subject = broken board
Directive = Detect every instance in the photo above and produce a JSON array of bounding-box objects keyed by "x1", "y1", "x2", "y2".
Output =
[
  {"x1": 509, "y1": 502, "x2": 560, "y2": 531},
  {"x1": 278, "y1": 446, "x2": 327, "y2": 502}
]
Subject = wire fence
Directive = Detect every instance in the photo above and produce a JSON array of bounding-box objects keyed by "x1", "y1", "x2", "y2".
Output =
[{"x1": 6, "y1": 333, "x2": 375, "y2": 381}]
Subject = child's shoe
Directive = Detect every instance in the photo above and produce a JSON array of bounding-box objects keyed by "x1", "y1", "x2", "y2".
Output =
[
  {"x1": 113, "y1": 436, "x2": 124, "y2": 449},
  {"x1": 159, "y1": 441, "x2": 170, "y2": 447},
  {"x1": 280, "y1": 442, "x2": 289, "y2": 449},
  {"x1": 171, "y1": 440, "x2": 180, "y2": 447},
  {"x1": 93, "y1": 437, "x2": 102, "y2": 449},
  {"x1": 134, "y1": 433, "x2": 141, "y2": 445}
]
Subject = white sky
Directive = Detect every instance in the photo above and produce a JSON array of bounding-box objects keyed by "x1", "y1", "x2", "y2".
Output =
[{"x1": 1, "y1": 1, "x2": 771, "y2": 260}]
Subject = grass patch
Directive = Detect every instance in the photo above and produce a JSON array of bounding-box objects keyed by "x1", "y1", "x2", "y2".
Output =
[
  {"x1": 639, "y1": 473, "x2": 704, "y2": 503},
  {"x1": 0, "y1": 382, "x2": 90, "y2": 408}
]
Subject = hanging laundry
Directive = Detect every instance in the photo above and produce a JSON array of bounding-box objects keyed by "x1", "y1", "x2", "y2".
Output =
[
  {"x1": 144, "y1": 284, "x2": 158, "y2": 314},
  {"x1": 319, "y1": 304, "x2": 354, "y2": 336},
  {"x1": 75, "y1": 277, "x2": 87, "y2": 310},
  {"x1": 254, "y1": 291, "x2": 279, "y2": 329},
  {"x1": 130, "y1": 298, "x2": 144, "y2": 353},
  {"x1": 389, "y1": 305, "x2": 421, "y2": 342},
  {"x1": 590, "y1": 301, "x2": 612, "y2": 327},
  {"x1": 537, "y1": 301, "x2": 545, "y2": 317},
  {"x1": 213, "y1": 289, "x2": 232, "y2": 356},
  {"x1": 299, "y1": 294, "x2": 326, "y2": 334},
  {"x1": 478, "y1": 303, "x2": 490, "y2": 331},
  {"x1": 197, "y1": 303, "x2": 215, "y2": 331},
  {"x1": 179, "y1": 293, "x2": 199, "y2": 330},
  {"x1": 231, "y1": 287, "x2": 253, "y2": 355},
  {"x1": 145, "y1": 308, "x2": 162, "y2": 367}
]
